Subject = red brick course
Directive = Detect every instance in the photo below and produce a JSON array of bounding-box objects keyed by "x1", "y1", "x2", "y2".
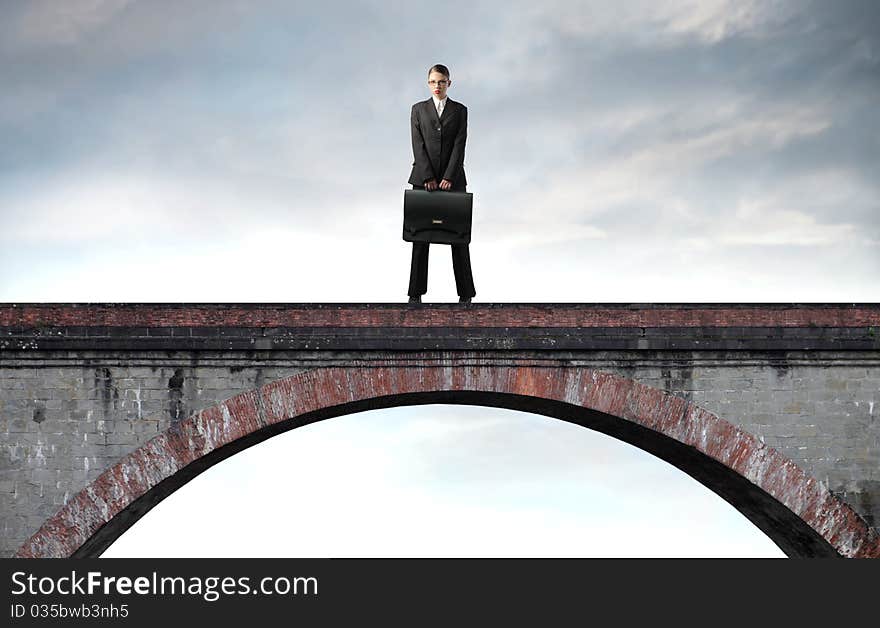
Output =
[
  {"x1": 1, "y1": 303, "x2": 878, "y2": 328},
  {"x1": 15, "y1": 366, "x2": 879, "y2": 558}
]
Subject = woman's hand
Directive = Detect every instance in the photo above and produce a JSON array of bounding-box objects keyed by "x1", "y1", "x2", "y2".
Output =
[
  {"x1": 439, "y1": 179, "x2": 453, "y2": 190},
  {"x1": 424, "y1": 178, "x2": 439, "y2": 191}
]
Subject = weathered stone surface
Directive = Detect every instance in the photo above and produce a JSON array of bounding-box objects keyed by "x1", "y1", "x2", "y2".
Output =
[{"x1": 2, "y1": 304, "x2": 879, "y2": 557}]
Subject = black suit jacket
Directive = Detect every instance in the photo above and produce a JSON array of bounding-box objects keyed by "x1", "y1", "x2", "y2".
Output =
[{"x1": 408, "y1": 97, "x2": 468, "y2": 188}]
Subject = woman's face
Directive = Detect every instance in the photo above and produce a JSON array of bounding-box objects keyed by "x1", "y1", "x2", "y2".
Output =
[{"x1": 427, "y1": 71, "x2": 450, "y2": 99}]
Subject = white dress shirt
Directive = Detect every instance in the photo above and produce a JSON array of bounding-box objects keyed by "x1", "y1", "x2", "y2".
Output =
[{"x1": 432, "y1": 94, "x2": 447, "y2": 118}]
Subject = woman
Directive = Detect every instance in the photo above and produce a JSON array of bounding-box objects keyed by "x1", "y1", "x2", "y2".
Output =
[{"x1": 407, "y1": 63, "x2": 476, "y2": 304}]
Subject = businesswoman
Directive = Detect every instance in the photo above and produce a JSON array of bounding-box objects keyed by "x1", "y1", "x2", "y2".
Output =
[{"x1": 407, "y1": 64, "x2": 476, "y2": 303}]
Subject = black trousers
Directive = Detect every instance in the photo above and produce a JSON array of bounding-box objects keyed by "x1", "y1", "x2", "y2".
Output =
[{"x1": 407, "y1": 184, "x2": 476, "y2": 299}]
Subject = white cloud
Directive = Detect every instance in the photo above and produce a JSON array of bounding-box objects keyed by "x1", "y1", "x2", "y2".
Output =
[
  {"x1": 722, "y1": 201, "x2": 856, "y2": 247},
  {"x1": 527, "y1": 0, "x2": 794, "y2": 45},
  {"x1": 654, "y1": 0, "x2": 780, "y2": 44},
  {"x1": 623, "y1": 107, "x2": 830, "y2": 170},
  {"x1": 2, "y1": 173, "x2": 172, "y2": 243}
]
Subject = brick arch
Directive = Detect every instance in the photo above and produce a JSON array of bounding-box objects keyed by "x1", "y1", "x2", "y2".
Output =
[{"x1": 15, "y1": 366, "x2": 880, "y2": 558}]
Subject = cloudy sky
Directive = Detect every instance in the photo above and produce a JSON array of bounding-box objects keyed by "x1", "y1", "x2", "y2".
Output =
[{"x1": 2, "y1": 0, "x2": 877, "y2": 556}]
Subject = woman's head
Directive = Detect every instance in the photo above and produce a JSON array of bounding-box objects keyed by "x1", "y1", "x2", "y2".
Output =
[{"x1": 427, "y1": 64, "x2": 451, "y2": 99}]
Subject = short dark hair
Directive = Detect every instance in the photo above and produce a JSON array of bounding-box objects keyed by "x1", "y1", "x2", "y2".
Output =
[{"x1": 428, "y1": 64, "x2": 450, "y2": 79}]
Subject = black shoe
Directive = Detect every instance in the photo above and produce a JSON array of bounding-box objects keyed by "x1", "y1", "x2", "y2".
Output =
[
  {"x1": 459, "y1": 296, "x2": 472, "y2": 304},
  {"x1": 408, "y1": 295, "x2": 421, "y2": 303}
]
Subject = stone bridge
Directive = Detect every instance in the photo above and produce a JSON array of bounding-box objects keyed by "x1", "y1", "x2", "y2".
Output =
[{"x1": 1, "y1": 303, "x2": 878, "y2": 558}]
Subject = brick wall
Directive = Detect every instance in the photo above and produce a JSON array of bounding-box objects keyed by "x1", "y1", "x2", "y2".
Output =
[{"x1": 2, "y1": 304, "x2": 878, "y2": 557}]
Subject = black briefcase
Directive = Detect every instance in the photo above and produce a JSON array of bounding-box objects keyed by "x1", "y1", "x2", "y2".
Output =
[{"x1": 403, "y1": 189, "x2": 472, "y2": 245}]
